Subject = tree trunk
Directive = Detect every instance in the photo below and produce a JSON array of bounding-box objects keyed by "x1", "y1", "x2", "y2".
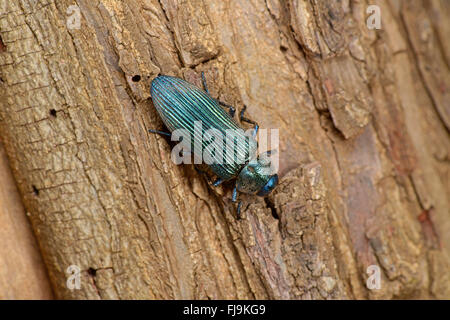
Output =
[
  {"x1": 0, "y1": 141, "x2": 53, "y2": 299},
  {"x1": 0, "y1": 0, "x2": 448, "y2": 299}
]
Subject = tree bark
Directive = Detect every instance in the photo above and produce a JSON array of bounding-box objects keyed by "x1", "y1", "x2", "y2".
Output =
[
  {"x1": 0, "y1": 0, "x2": 448, "y2": 299},
  {"x1": 0, "y1": 141, "x2": 53, "y2": 299}
]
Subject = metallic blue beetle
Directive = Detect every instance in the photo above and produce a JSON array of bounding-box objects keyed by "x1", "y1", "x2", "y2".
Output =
[{"x1": 149, "y1": 73, "x2": 278, "y2": 217}]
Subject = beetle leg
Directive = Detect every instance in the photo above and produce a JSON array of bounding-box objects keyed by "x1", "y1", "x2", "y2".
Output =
[
  {"x1": 236, "y1": 201, "x2": 242, "y2": 220},
  {"x1": 201, "y1": 72, "x2": 236, "y2": 117},
  {"x1": 261, "y1": 149, "x2": 277, "y2": 157},
  {"x1": 218, "y1": 101, "x2": 236, "y2": 118},
  {"x1": 194, "y1": 168, "x2": 225, "y2": 188},
  {"x1": 148, "y1": 129, "x2": 171, "y2": 137},
  {"x1": 240, "y1": 105, "x2": 259, "y2": 138},
  {"x1": 232, "y1": 186, "x2": 238, "y2": 202},
  {"x1": 194, "y1": 166, "x2": 212, "y2": 183},
  {"x1": 201, "y1": 71, "x2": 209, "y2": 95},
  {"x1": 266, "y1": 149, "x2": 276, "y2": 156},
  {"x1": 212, "y1": 178, "x2": 223, "y2": 187},
  {"x1": 232, "y1": 184, "x2": 242, "y2": 219}
]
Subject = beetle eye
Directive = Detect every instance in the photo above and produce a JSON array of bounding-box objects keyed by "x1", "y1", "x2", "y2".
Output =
[
  {"x1": 257, "y1": 174, "x2": 279, "y2": 197},
  {"x1": 248, "y1": 166, "x2": 255, "y2": 173}
]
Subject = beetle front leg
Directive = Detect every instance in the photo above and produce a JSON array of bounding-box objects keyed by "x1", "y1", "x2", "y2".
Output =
[{"x1": 240, "y1": 105, "x2": 259, "y2": 138}]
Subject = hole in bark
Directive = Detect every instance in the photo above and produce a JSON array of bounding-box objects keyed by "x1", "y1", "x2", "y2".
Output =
[
  {"x1": 280, "y1": 45, "x2": 288, "y2": 52},
  {"x1": 0, "y1": 36, "x2": 6, "y2": 52},
  {"x1": 87, "y1": 268, "x2": 97, "y2": 276},
  {"x1": 49, "y1": 109, "x2": 57, "y2": 117},
  {"x1": 32, "y1": 185, "x2": 39, "y2": 196},
  {"x1": 131, "y1": 75, "x2": 141, "y2": 82},
  {"x1": 328, "y1": 9, "x2": 336, "y2": 20},
  {"x1": 264, "y1": 197, "x2": 278, "y2": 220}
]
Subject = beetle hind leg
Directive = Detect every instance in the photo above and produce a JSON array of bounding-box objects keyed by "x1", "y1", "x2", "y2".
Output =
[
  {"x1": 148, "y1": 129, "x2": 171, "y2": 137},
  {"x1": 201, "y1": 71, "x2": 210, "y2": 95},
  {"x1": 201, "y1": 72, "x2": 236, "y2": 117}
]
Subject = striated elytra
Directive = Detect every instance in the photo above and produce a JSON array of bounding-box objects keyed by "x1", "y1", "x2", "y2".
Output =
[{"x1": 149, "y1": 73, "x2": 278, "y2": 218}]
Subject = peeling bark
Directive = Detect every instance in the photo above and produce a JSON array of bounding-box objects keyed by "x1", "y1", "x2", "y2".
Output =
[{"x1": 0, "y1": 0, "x2": 448, "y2": 299}]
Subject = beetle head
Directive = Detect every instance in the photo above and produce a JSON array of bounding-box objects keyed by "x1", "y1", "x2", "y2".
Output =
[{"x1": 236, "y1": 153, "x2": 278, "y2": 196}]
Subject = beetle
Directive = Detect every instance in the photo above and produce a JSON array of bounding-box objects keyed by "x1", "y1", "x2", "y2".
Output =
[{"x1": 149, "y1": 72, "x2": 278, "y2": 218}]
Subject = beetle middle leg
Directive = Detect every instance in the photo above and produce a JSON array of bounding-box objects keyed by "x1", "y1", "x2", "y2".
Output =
[
  {"x1": 212, "y1": 178, "x2": 224, "y2": 187},
  {"x1": 195, "y1": 167, "x2": 225, "y2": 189},
  {"x1": 201, "y1": 71, "x2": 236, "y2": 117},
  {"x1": 194, "y1": 166, "x2": 213, "y2": 184},
  {"x1": 240, "y1": 105, "x2": 259, "y2": 138}
]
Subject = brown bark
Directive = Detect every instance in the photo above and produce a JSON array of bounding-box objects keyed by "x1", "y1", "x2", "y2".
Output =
[
  {"x1": 0, "y1": 0, "x2": 448, "y2": 299},
  {"x1": 0, "y1": 141, "x2": 53, "y2": 299}
]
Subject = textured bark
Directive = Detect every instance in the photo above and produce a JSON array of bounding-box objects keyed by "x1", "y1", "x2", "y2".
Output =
[
  {"x1": 0, "y1": 142, "x2": 53, "y2": 299},
  {"x1": 0, "y1": 0, "x2": 448, "y2": 299}
]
